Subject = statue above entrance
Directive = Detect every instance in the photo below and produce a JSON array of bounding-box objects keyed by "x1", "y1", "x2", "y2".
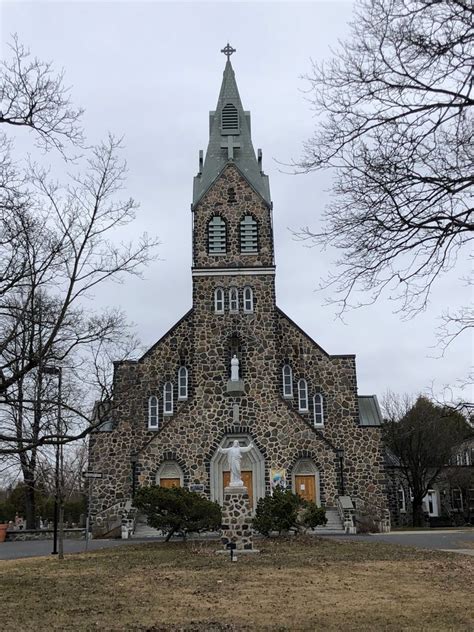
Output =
[
  {"x1": 218, "y1": 440, "x2": 253, "y2": 487},
  {"x1": 231, "y1": 354, "x2": 240, "y2": 381}
]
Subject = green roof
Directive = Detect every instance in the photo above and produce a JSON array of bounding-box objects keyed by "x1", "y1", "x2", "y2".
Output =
[
  {"x1": 358, "y1": 395, "x2": 383, "y2": 426},
  {"x1": 193, "y1": 59, "x2": 271, "y2": 207}
]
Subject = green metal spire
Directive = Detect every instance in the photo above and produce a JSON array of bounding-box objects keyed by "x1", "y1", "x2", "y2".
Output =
[{"x1": 193, "y1": 54, "x2": 271, "y2": 207}]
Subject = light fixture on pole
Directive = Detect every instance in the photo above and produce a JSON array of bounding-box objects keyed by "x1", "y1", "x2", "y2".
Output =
[{"x1": 43, "y1": 365, "x2": 62, "y2": 557}]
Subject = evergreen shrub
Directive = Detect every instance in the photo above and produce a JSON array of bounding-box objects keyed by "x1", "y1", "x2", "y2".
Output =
[{"x1": 133, "y1": 485, "x2": 222, "y2": 541}]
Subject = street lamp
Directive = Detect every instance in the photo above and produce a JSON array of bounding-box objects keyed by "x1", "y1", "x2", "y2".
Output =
[
  {"x1": 43, "y1": 365, "x2": 62, "y2": 558},
  {"x1": 336, "y1": 448, "x2": 345, "y2": 496}
]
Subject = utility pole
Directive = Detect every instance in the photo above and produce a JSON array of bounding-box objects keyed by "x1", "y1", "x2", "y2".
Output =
[{"x1": 43, "y1": 365, "x2": 62, "y2": 557}]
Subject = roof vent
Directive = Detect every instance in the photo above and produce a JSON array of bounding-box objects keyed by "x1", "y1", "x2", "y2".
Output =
[{"x1": 221, "y1": 103, "x2": 239, "y2": 134}]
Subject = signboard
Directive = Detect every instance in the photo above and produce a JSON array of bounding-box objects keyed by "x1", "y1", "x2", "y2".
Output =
[
  {"x1": 82, "y1": 471, "x2": 103, "y2": 479},
  {"x1": 189, "y1": 484, "x2": 204, "y2": 493}
]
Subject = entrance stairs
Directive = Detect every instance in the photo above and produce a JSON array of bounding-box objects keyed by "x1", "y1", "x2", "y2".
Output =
[
  {"x1": 133, "y1": 514, "x2": 162, "y2": 538},
  {"x1": 310, "y1": 507, "x2": 345, "y2": 535}
]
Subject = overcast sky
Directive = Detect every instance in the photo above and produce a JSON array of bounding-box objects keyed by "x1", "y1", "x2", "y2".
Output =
[{"x1": 2, "y1": 1, "x2": 472, "y2": 405}]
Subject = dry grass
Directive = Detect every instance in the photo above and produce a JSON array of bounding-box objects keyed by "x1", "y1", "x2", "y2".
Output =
[{"x1": 1, "y1": 536, "x2": 473, "y2": 631}]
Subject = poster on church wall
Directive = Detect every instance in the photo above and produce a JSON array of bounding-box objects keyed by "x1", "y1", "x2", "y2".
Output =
[{"x1": 270, "y1": 468, "x2": 287, "y2": 492}]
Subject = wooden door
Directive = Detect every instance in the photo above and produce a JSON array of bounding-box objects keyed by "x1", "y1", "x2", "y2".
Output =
[
  {"x1": 159, "y1": 478, "x2": 181, "y2": 489},
  {"x1": 223, "y1": 470, "x2": 253, "y2": 506},
  {"x1": 295, "y1": 475, "x2": 316, "y2": 503}
]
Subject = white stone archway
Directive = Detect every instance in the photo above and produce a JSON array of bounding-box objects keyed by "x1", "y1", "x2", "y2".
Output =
[
  {"x1": 210, "y1": 435, "x2": 265, "y2": 511},
  {"x1": 156, "y1": 460, "x2": 184, "y2": 487},
  {"x1": 291, "y1": 459, "x2": 321, "y2": 506}
]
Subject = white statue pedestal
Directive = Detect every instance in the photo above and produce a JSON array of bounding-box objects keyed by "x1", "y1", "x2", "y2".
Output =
[{"x1": 220, "y1": 485, "x2": 255, "y2": 551}]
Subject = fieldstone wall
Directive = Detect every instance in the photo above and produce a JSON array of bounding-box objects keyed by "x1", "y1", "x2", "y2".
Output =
[
  {"x1": 89, "y1": 161, "x2": 389, "y2": 523},
  {"x1": 221, "y1": 486, "x2": 254, "y2": 550}
]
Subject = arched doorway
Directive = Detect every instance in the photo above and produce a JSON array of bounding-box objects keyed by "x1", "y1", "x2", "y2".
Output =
[
  {"x1": 210, "y1": 435, "x2": 265, "y2": 511},
  {"x1": 292, "y1": 459, "x2": 320, "y2": 505},
  {"x1": 156, "y1": 460, "x2": 184, "y2": 488}
]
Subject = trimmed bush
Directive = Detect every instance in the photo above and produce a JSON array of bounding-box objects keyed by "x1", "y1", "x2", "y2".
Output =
[
  {"x1": 253, "y1": 487, "x2": 301, "y2": 536},
  {"x1": 299, "y1": 503, "x2": 327, "y2": 529},
  {"x1": 133, "y1": 486, "x2": 221, "y2": 541}
]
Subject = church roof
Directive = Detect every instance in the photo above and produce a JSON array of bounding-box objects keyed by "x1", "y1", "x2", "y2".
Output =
[
  {"x1": 358, "y1": 395, "x2": 383, "y2": 426},
  {"x1": 192, "y1": 56, "x2": 271, "y2": 207}
]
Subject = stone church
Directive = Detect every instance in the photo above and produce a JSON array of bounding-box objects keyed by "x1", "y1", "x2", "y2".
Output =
[{"x1": 89, "y1": 51, "x2": 388, "y2": 531}]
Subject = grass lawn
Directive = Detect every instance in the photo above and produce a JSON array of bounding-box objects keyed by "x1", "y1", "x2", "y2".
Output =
[{"x1": 1, "y1": 536, "x2": 473, "y2": 631}]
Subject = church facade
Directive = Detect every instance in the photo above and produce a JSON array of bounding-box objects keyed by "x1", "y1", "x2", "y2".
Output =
[{"x1": 89, "y1": 54, "x2": 388, "y2": 529}]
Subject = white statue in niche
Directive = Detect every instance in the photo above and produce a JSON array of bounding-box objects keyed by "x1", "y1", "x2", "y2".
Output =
[
  {"x1": 219, "y1": 440, "x2": 253, "y2": 487},
  {"x1": 231, "y1": 354, "x2": 240, "y2": 381}
]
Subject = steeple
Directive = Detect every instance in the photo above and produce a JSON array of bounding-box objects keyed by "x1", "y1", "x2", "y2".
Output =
[{"x1": 192, "y1": 48, "x2": 271, "y2": 207}]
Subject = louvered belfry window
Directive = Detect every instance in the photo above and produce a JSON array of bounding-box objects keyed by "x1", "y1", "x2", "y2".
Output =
[
  {"x1": 208, "y1": 216, "x2": 226, "y2": 254},
  {"x1": 221, "y1": 103, "x2": 239, "y2": 133},
  {"x1": 240, "y1": 215, "x2": 258, "y2": 253}
]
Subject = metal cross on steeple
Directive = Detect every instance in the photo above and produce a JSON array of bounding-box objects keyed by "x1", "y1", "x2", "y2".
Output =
[{"x1": 221, "y1": 43, "x2": 236, "y2": 60}]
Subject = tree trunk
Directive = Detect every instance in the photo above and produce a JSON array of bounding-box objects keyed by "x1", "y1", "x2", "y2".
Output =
[
  {"x1": 412, "y1": 498, "x2": 425, "y2": 527},
  {"x1": 24, "y1": 476, "x2": 36, "y2": 529},
  {"x1": 165, "y1": 527, "x2": 176, "y2": 542}
]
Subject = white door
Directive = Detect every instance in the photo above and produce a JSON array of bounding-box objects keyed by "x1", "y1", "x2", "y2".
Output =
[{"x1": 423, "y1": 490, "x2": 439, "y2": 517}]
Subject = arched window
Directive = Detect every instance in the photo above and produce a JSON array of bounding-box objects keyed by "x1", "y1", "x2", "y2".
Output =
[
  {"x1": 208, "y1": 216, "x2": 226, "y2": 254},
  {"x1": 240, "y1": 215, "x2": 258, "y2": 253},
  {"x1": 148, "y1": 396, "x2": 159, "y2": 430},
  {"x1": 298, "y1": 379, "x2": 309, "y2": 412},
  {"x1": 313, "y1": 393, "x2": 324, "y2": 427},
  {"x1": 282, "y1": 364, "x2": 293, "y2": 398},
  {"x1": 398, "y1": 486, "x2": 406, "y2": 512},
  {"x1": 178, "y1": 367, "x2": 188, "y2": 400},
  {"x1": 243, "y1": 286, "x2": 254, "y2": 313},
  {"x1": 163, "y1": 382, "x2": 173, "y2": 415},
  {"x1": 214, "y1": 287, "x2": 224, "y2": 313},
  {"x1": 229, "y1": 287, "x2": 239, "y2": 313}
]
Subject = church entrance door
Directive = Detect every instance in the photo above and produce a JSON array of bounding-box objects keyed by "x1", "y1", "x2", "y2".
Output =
[
  {"x1": 160, "y1": 478, "x2": 181, "y2": 489},
  {"x1": 223, "y1": 470, "x2": 253, "y2": 506},
  {"x1": 295, "y1": 475, "x2": 316, "y2": 503}
]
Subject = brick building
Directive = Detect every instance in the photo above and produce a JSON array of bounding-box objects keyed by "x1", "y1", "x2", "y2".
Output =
[{"x1": 89, "y1": 54, "x2": 389, "y2": 532}]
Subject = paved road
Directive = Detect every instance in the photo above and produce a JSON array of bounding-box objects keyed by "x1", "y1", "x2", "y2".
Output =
[
  {"x1": 0, "y1": 538, "x2": 140, "y2": 561},
  {"x1": 1, "y1": 529, "x2": 473, "y2": 561},
  {"x1": 337, "y1": 529, "x2": 474, "y2": 555}
]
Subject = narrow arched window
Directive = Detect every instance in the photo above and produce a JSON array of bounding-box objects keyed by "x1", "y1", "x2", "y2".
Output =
[
  {"x1": 313, "y1": 393, "x2": 324, "y2": 427},
  {"x1": 282, "y1": 364, "x2": 293, "y2": 398},
  {"x1": 243, "y1": 286, "x2": 254, "y2": 313},
  {"x1": 398, "y1": 486, "x2": 406, "y2": 512},
  {"x1": 163, "y1": 382, "x2": 173, "y2": 415},
  {"x1": 208, "y1": 216, "x2": 226, "y2": 254},
  {"x1": 178, "y1": 367, "x2": 188, "y2": 400},
  {"x1": 148, "y1": 396, "x2": 159, "y2": 430},
  {"x1": 229, "y1": 287, "x2": 239, "y2": 313},
  {"x1": 240, "y1": 215, "x2": 258, "y2": 253},
  {"x1": 214, "y1": 287, "x2": 224, "y2": 313},
  {"x1": 298, "y1": 379, "x2": 309, "y2": 412}
]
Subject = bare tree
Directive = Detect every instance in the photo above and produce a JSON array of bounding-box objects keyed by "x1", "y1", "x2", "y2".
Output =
[
  {"x1": 0, "y1": 34, "x2": 83, "y2": 153},
  {"x1": 0, "y1": 289, "x2": 140, "y2": 524},
  {"x1": 296, "y1": 0, "x2": 473, "y2": 346},
  {"x1": 0, "y1": 37, "x2": 158, "y2": 456},
  {"x1": 382, "y1": 394, "x2": 471, "y2": 526}
]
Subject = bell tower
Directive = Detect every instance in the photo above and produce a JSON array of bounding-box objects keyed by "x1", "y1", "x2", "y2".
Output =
[
  {"x1": 190, "y1": 45, "x2": 278, "y2": 397},
  {"x1": 191, "y1": 45, "x2": 275, "y2": 274}
]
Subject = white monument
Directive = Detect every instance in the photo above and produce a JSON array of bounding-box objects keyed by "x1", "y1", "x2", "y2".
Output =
[{"x1": 218, "y1": 440, "x2": 253, "y2": 487}]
